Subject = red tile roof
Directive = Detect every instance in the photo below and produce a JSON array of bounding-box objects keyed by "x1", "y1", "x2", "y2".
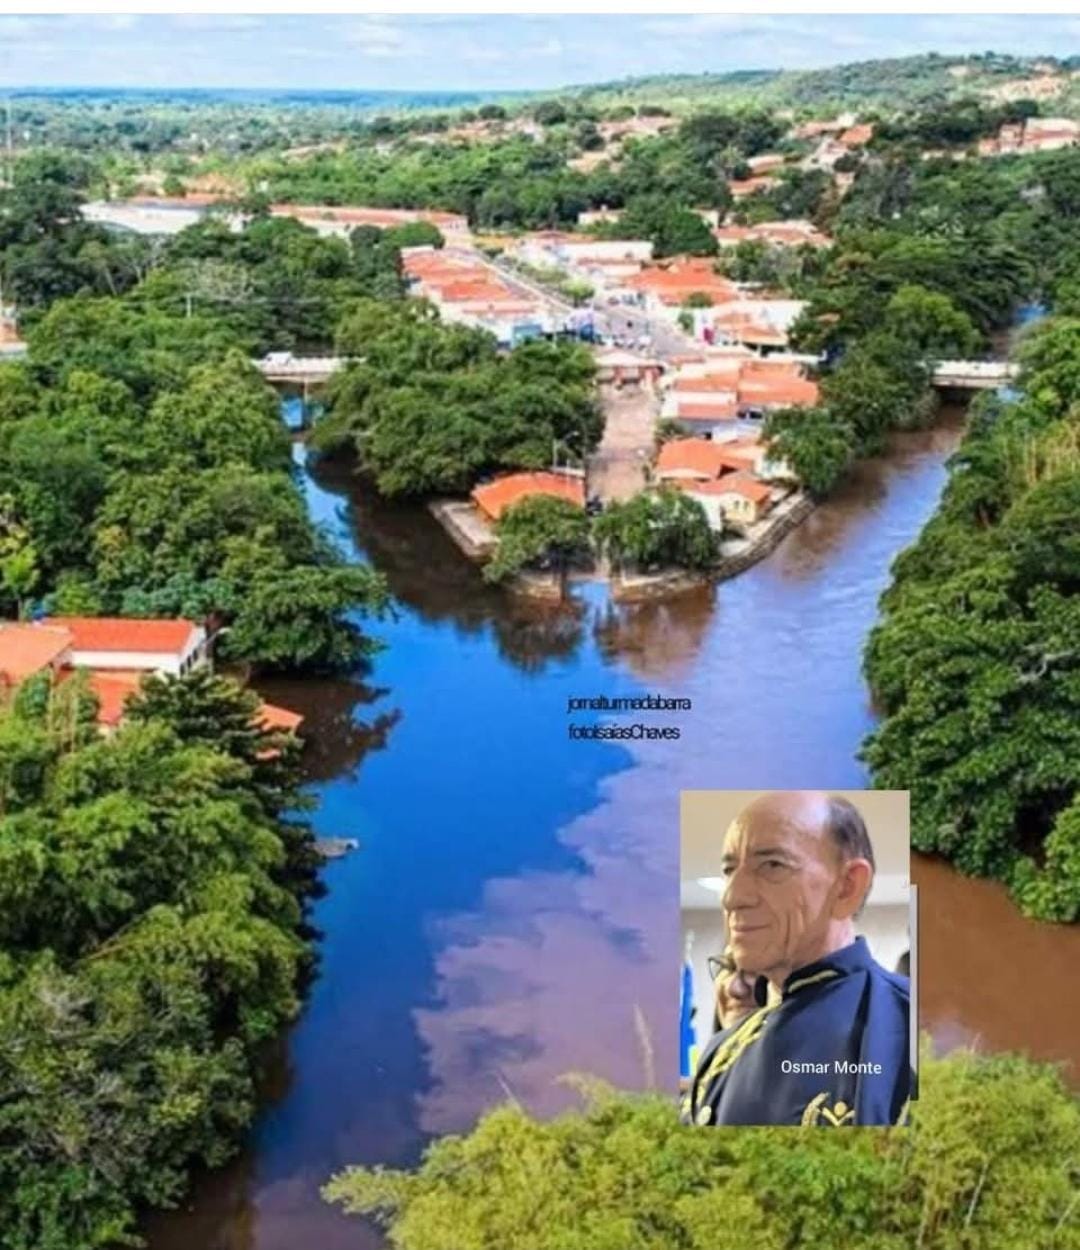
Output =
[
  {"x1": 624, "y1": 258, "x2": 739, "y2": 306},
  {"x1": 656, "y1": 438, "x2": 731, "y2": 480},
  {"x1": 46, "y1": 617, "x2": 200, "y2": 654},
  {"x1": 673, "y1": 371, "x2": 741, "y2": 393},
  {"x1": 82, "y1": 670, "x2": 144, "y2": 727},
  {"x1": 674, "y1": 401, "x2": 740, "y2": 421},
  {"x1": 839, "y1": 124, "x2": 874, "y2": 147},
  {"x1": 0, "y1": 623, "x2": 73, "y2": 682},
  {"x1": 737, "y1": 375, "x2": 820, "y2": 407},
  {"x1": 471, "y1": 472, "x2": 585, "y2": 522},
  {"x1": 684, "y1": 473, "x2": 772, "y2": 503},
  {"x1": 258, "y1": 701, "x2": 304, "y2": 733},
  {"x1": 710, "y1": 310, "x2": 790, "y2": 347}
]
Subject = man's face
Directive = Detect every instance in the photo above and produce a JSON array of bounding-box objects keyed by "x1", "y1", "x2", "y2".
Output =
[{"x1": 720, "y1": 793, "x2": 845, "y2": 980}]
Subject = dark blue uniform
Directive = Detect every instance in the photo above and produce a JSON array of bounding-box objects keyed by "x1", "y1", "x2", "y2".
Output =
[{"x1": 683, "y1": 937, "x2": 910, "y2": 1127}]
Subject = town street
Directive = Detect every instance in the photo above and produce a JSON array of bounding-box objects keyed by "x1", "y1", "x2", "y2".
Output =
[{"x1": 587, "y1": 382, "x2": 658, "y2": 503}]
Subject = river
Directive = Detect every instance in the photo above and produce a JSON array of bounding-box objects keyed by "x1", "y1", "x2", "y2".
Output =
[{"x1": 147, "y1": 405, "x2": 1080, "y2": 1250}]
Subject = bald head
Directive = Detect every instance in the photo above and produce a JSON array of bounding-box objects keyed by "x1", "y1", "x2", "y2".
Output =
[{"x1": 719, "y1": 791, "x2": 874, "y2": 987}]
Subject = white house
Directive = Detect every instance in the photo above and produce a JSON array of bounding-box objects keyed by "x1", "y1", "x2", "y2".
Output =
[{"x1": 49, "y1": 617, "x2": 210, "y2": 675}]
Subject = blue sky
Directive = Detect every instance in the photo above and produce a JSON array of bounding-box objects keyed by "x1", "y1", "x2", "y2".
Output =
[{"x1": 1, "y1": 13, "x2": 1079, "y2": 92}]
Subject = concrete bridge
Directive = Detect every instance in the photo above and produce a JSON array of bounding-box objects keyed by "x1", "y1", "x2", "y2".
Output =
[
  {"x1": 253, "y1": 353, "x2": 351, "y2": 385},
  {"x1": 931, "y1": 359, "x2": 1020, "y2": 390}
]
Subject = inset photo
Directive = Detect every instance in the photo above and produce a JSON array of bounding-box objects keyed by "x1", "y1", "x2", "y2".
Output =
[{"x1": 680, "y1": 790, "x2": 913, "y2": 1127}]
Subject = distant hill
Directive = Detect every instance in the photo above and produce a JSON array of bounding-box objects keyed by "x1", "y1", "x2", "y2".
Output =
[{"x1": 559, "y1": 52, "x2": 1080, "y2": 116}]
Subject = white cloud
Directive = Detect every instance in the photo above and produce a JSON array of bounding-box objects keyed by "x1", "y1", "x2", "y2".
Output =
[
  {"x1": 343, "y1": 18, "x2": 410, "y2": 58},
  {"x1": 528, "y1": 38, "x2": 565, "y2": 59},
  {"x1": 170, "y1": 15, "x2": 267, "y2": 32}
]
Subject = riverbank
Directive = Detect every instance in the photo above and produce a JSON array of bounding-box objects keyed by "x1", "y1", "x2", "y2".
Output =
[
  {"x1": 146, "y1": 411, "x2": 1079, "y2": 1250},
  {"x1": 429, "y1": 483, "x2": 814, "y2": 601},
  {"x1": 714, "y1": 491, "x2": 814, "y2": 581}
]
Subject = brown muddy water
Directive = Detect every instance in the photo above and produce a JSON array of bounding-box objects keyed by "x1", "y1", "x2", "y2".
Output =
[{"x1": 146, "y1": 406, "x2": 1077, "y2": 1250}]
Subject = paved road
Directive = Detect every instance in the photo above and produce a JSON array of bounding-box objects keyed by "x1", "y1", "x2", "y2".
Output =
[
  {"x1": 593, "y1": 300, "x2": 696, "y2": 362},
  {"x1": 487, "y1": 254, "x2": 696, "y2": 362},
  {"x1": 588, "y1": 382, "x2": 659, "y2": 504},
  {"x1": 486, "y1": 256, "x2": 574, "y2": 316}
]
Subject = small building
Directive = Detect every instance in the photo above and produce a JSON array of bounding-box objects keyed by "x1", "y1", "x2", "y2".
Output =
[
  {"x1": 655, "y1": 438, "x2": 734, "y2": 483},
  {"x1": 593, "y1": 347, "x2": 663, "y2": 388},
  {"x1": 736, "y1": 363, "x2": 820, "y2": 415},
  {"x1": 577, "y1": 207, "x2": 623, "y2": 228},
  {"x1": 661, "y1": 354, "x2": 819, "y2": 436},
  {"x1": 0, "y1": 623, "x2": 73, "y2": 685},
  {"x1": 679, "y1": 473, "x2": 774, "y2": 530},
  {"x1": 47, "y1": 616, "x2": 209, "y2": 675},
  {"x1": 0, "y1": 617, "x2": 301, "y2": 738},
  {"x1": 622, "y1": 257, "x2": 741, "y2": 318},
  {"x1": 728, "y1": 175, "x2": 779, "y2": 200},
  {"x1": 471, "y1": 471, "x2": 586, "y2": 523}
]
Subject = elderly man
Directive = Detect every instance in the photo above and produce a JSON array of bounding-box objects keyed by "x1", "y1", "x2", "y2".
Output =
[{"x1": 683, "y1": 791, "x2": 910, "y2": 1127}]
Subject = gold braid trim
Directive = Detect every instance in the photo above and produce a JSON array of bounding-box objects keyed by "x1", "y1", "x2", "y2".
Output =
[
  {"x1": 692, "y1": 1002, "x2": 779, "y2": 1118},
  {"x1": 786, "y1": 969, "x2": 840, "y2": 995},
  {"x1": 690, "y1": 968, "x2": 842, "y2": 1121}
]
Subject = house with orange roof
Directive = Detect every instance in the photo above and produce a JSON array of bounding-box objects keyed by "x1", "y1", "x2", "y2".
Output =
[
  {"x1": 654, "y1": 438, "x2": 735, "y2": 483},
  {"x1": 48, "y1": 616, "x2": 209, "y2": 675},
  {"x1": 728, "y1": 175, "x2": 779, "y2": 200},
  {"x1": 737, "y1": 367, "x2": 820, "y2": 414},
  {"x1": 677, "y1": 472, "x2": 775, "y2": 530},
  {"x1": 839, "y1": 123, "x2": 874, "y2": 148},
  {"x1": 593, "y1": 347, "x2": 664, "y2": 388},
  {"x1": 0, "y1": 617, "x2": 302, "y2": 739},
  {"x1": 403, "y1": 247, "x2": 555, "y2": 345},
  {"x1": 622, "y1": 258, "x2": 741, "y2": 320},
  {"x1": 471, "y1": 472, "x2": 585, "y2": 523},
  {"x1": 704, "y1": 297, "x2": 809, "y2": 353},
  {"x1": 0, "y1": 622, "x2": 74, "y2": 685},
  {"x1": 661, "y1": 355, "x2": 819, "y2": 438}
]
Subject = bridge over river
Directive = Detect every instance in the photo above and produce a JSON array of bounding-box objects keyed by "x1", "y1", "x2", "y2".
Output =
[
  {"x1": 255, "y1": 351, "x2": 1021, "y2": 392},
  {"x1": 930, "y1": 359, "x2": 1020, "y2": 390}
]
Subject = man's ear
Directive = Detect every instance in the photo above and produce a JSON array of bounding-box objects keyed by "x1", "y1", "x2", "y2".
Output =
[{"x1": 833, "y1": 857, "x2": 873, "y2": 920}]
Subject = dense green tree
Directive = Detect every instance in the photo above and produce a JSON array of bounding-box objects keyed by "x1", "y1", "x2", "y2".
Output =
[
  {"x1": 0, "y1": 669, "x2": 320, "y2": 1249},
  {"x1": 483, "y1": 495, "x2": 591, "y2": 584},
  {"x1": 763, "y1": 405, "x2": 855, "y2": 496},
  {"x1": 322, "y1": 308, "x2": 600, "y2": 497},
  {"x1": 382, "y1": 221, "x2": 444, "y2": 251},
  {"x1": 602, "y1": 196, "x2": 718, "y2": 258},
  {"x1": 325, "y1": 1050, "x2": 1080, "y2": 1250},
  {"x1": 864, "y1": 317, "x2": 1080, "y2": 918},
  {"x1": 594, "y1": 488, "x2": 715, "y2": 572},
  {"x1": 882, "y1": 283, "x2": 981, "y2": 359}
]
